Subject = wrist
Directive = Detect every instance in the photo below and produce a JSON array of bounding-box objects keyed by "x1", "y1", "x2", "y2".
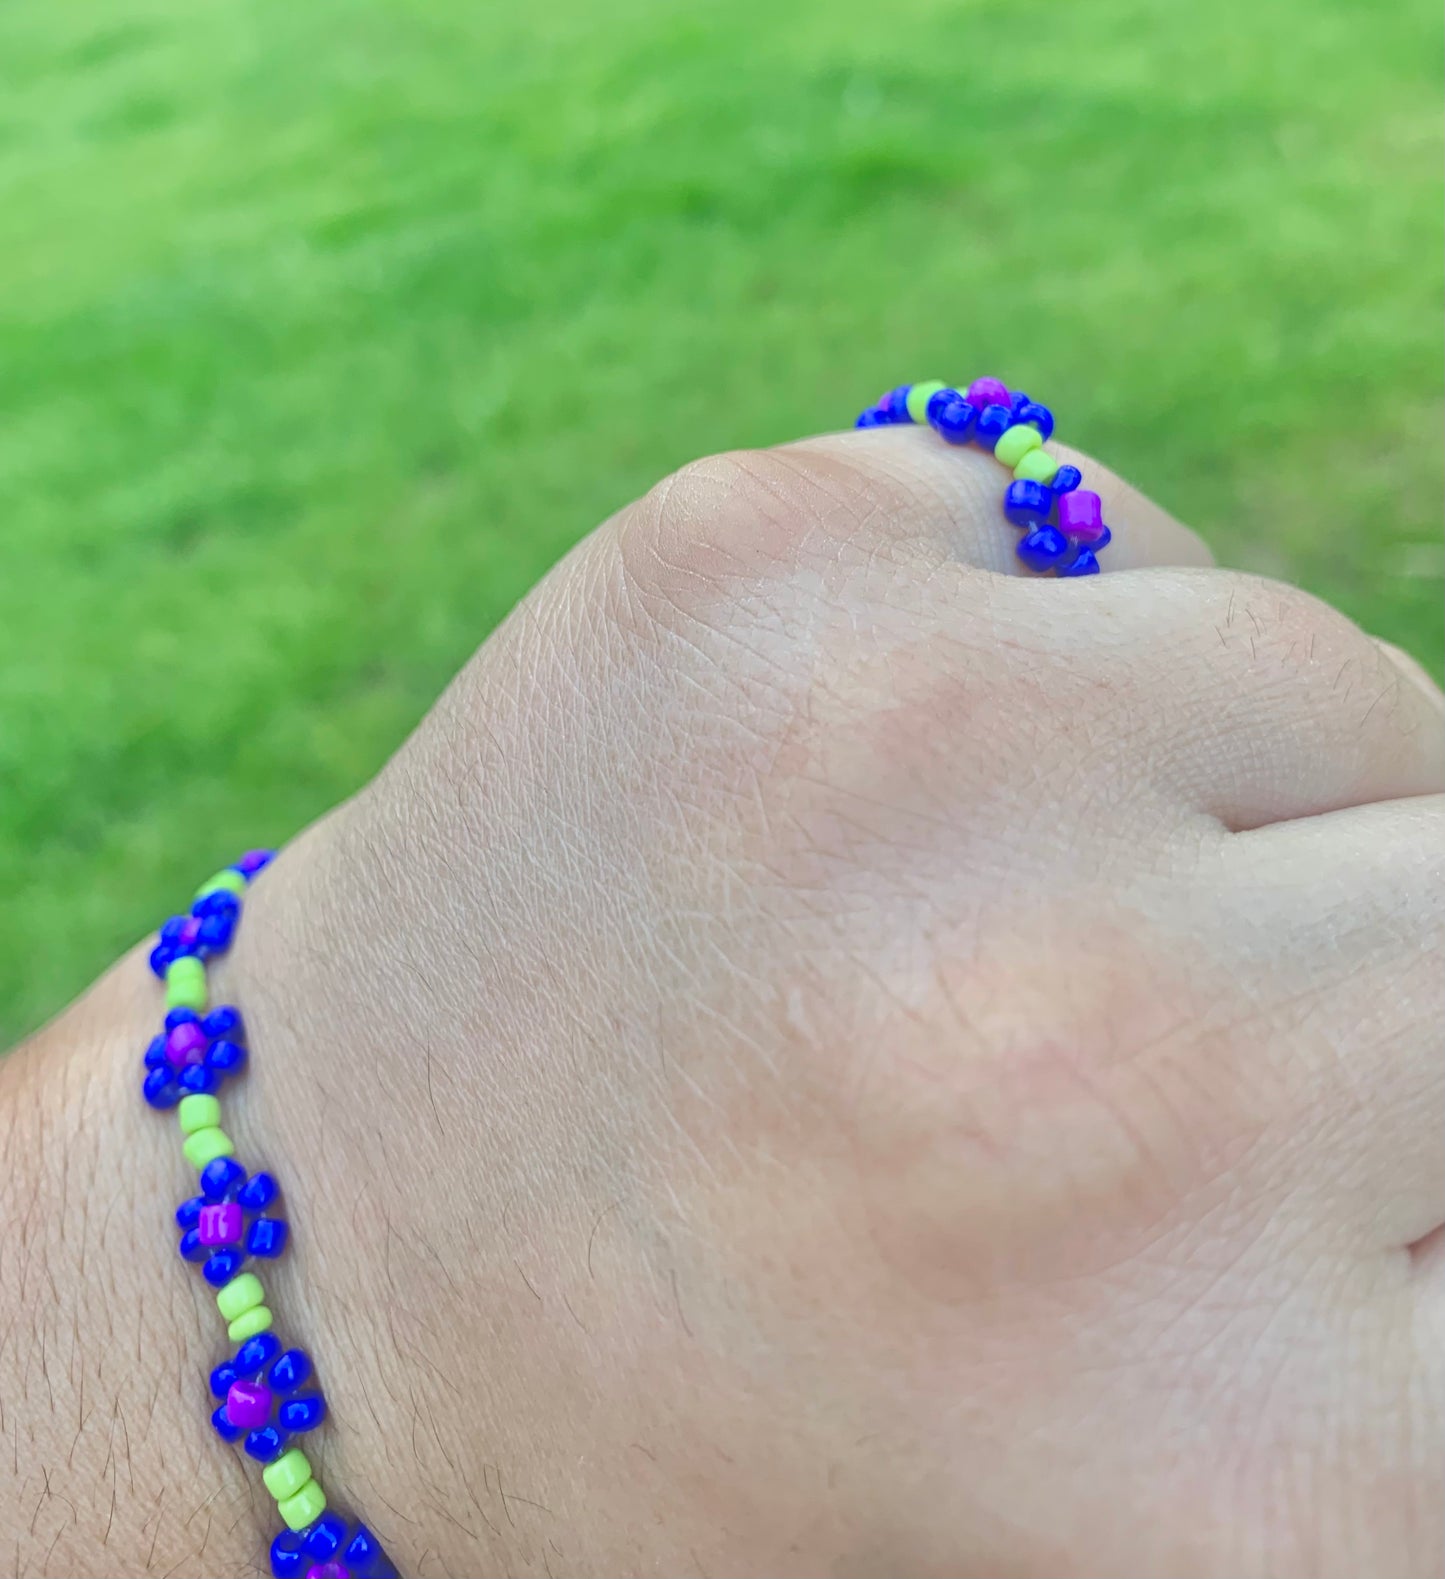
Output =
[{"x1": 0, "y1": 950, "x2": 267, "y2": 1575}]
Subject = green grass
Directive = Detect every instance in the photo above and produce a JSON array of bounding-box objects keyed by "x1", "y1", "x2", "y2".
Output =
[{"x1": 1, "y1": 0, "x2": 1440, "y2": 1041}]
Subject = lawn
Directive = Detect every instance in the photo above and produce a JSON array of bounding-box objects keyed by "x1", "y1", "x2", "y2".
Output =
[{"x1": 1, "y1": 0, "x2": 1440, "y2": 1042}]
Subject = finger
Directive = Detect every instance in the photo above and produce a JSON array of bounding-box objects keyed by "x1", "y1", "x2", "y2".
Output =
[
  {"x1": 1376, "y1": 638, "x2": 1445, "y2": 715},
  {"x1": 773, "y1": 425, "x2": 1215, "y2": 574},
  {"x1": 1200, "y1": 795, "x2": 1445, "y2": 1251},
  {"x1": 994, "y1": 567, "x2": 1445, "y2": 827}
]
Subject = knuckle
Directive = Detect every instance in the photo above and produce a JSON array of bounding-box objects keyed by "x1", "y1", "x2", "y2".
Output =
[
  {"x1": 1195, "y1": 572, "x2": 1376, "y2": 684},
  {"x1": 619, "y1": 447, "x2": 809, "y2": 597},
  {"x1": 613, "y1": 443, "x2": 920, "y2": 627}
]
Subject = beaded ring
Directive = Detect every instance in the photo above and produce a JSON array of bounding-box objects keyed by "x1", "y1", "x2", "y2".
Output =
[
  {"x1": 855, "y1": 378, "x2": 1112, "y2": 576},
  {"x1": 143, "y1": 853, "x2": 400, "y2": 1579}
]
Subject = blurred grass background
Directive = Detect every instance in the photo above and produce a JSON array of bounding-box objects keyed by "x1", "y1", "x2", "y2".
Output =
[{"x1": 1, "y1": 0, "x2": 1441, "y2": 1041}]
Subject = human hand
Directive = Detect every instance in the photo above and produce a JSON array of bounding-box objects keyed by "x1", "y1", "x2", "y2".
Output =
[{"x1": 10, "y1": 425, "x2": 1443, "y2": 1577}]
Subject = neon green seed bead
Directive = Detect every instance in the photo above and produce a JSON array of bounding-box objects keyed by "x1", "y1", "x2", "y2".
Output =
[
  {"x1": 216, "y1": 1272, "x2": 265, "y2": 1324},
  {"x1": 263, "y1": 1448, "x2": 314, "y2": 1503},
  {"x1": 195, "y1": 868, "x2": 247, "y2": 901},
  {"x1": 182, "y1": 1126, "x2": 234, "y2": 1170},
  {"x1": 165, "y1": 957, "x2": 207, "y2": 1013},
  {"x1": 278, "y1": 1479, "x2": 327, "y2": 1532},
  {"x1": 994, "y1": 424, "x2": 1043, "y2": 469},
  {"x1": 228, "y1": 1305, "x2": 274, "y2": 1343},
  {"x1": 177, "y1": 1094, "x2": 221, "y2": 1135},
  {"x1": 905, "y1": 380, "x2": 947, "y2": 423},
  {"x1": 1013, "y1": 446, "x2": 1061, "y2": 484}
]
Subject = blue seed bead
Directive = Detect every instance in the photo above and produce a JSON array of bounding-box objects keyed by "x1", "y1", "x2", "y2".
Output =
[
  {"x1": 203, "y1": 1249, "x2": 246, "y2": 1287},
  {"x1": 164, "y1": 1007, "x2": 200, "y2": 1032},
  {"x1": 923, "y1": 386, "x2": 958, "y2": 424},
  {"x1": 144, "y1": 1035, "x2": 169, "y2": 1070},
  {"x1": 148, "y1": 943, "x2": 176, "y2": 979},
  {"x1": 1017, "y1": 525, "x2": 1071, "y2": 573},
  {"x1": 234, "y1": 1331, "x2": 282, "y2": 1376},
  {"x1": 1008, "y1": 389, "x2": 1031, "y2": 419},
  {"x1": 1014, "y1": 401, "x2": 1055, "y2": 440},
  {"x1": 176, "y1": 1195, "x2": 205, "y2": 1230},
  {"x1": 928, "y1": 392, "x2": 977, "y2": 445},
  {"x1": 201, "y1": 1156, "x2": 246, "y2": 1202},
  {"x1": 142, "y1": 1068, "x2": 179, "y2": 1108},
  {"x1": 197, "y1": 911, "x2": 237, "y2": 953},
  {"x1": 1092, "y1": 525, "x2": 1112, "y2": 552},
  {"x1": 880, "y1": 385, "x2": 913, "y2": 424},
  {"x1": 1003, "y1": 479, "x2": 1053, "y2": 527},
  {"x1": 178, "y1": 1228, "x2": 206, "y2": 1262},
  {"x1": 1051, "y1": 464, "x2": 1082, "y2": 495},
  {"x1": 974, "y1": 403, "x2": 1013, "y2": 450},
  {"x1": 343, "y1": 1526, "x2": 385, "y2": 1573},
  {"x1": 247, "y1": 1218, "x2": 289, "y2": 1258},
  {"x1": 178, "y1": 1063, "x2": 218, "y2": 1096},
  {"x1": 205, "y1": 1038, "x2": 247, "y2": 1076},
  {"x1": 268, "y1": 1349, "x2": 312, "y2": 1393},
  {"x1": 159, "y1": 916, "x2": 187, "y2": 948},
  {"x1": 210, "y1": 1359, "x2": 241, "y2": 1400},
  {"x1": 202, "y1": 1005, "x2": 243, "y2": 1039},
  {"x1": 211, "y1": 1403, "x2": 243, "y2": 1443},
  {"x1": 244, "y1": 1424, "x2": 289, "y2": 1463},
  {"x1": 1061, "y1": 548, "x2": 1100, "y2": 576},
  {"x1": 854, "y1": 407, "x2": 885, "y2": 429},
  {"x1": 270, "y1": 1530, "x2": 308, "y2": 1579},
  {"x1": 279, "y1": 1394, "x2": 326, "y2": 1434},
  {"x1": 237, "y1": 1172, "x2": 278, "y2": 1212},
  {"x1": 193, "y1": 889, "x2": 240, "y2": 921},
  {"x1": 302, "y1": 1513, "x2": 348, "y2": 1562}
]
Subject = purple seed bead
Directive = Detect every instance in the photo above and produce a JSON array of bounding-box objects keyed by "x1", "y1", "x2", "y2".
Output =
[
  {"x1": 166, "y1": 1021, "x2": 208, "y2": 1069},
  {"x1": 226, "y1": 1379, "x2": 274, "y2": 1431},
  {"x1": 1057, "y1": 489, "x2": 1105, "y2": 543},
  {"x1": 965, "y1": 376, "x2": 1011, "y2": 410},
  {"x1": 199, "y1": 1202, "x2": 243, "y2": 1247},
  {"x1": 235, "y1": 850, "x2": 275, "y2": 876}
]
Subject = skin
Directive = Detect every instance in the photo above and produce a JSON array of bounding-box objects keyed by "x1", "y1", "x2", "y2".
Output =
[{"x1": 3, "y1": 428, "x2": 1442, "y2": 1579}]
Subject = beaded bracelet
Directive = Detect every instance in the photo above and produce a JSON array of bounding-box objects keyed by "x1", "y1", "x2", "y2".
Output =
[
  {"x1": 855, "y1": 377, "x2": 1112, "y2": 576},
  {"x1": 142, "y1": 852, "x2": 399, "y2": 1579}
]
